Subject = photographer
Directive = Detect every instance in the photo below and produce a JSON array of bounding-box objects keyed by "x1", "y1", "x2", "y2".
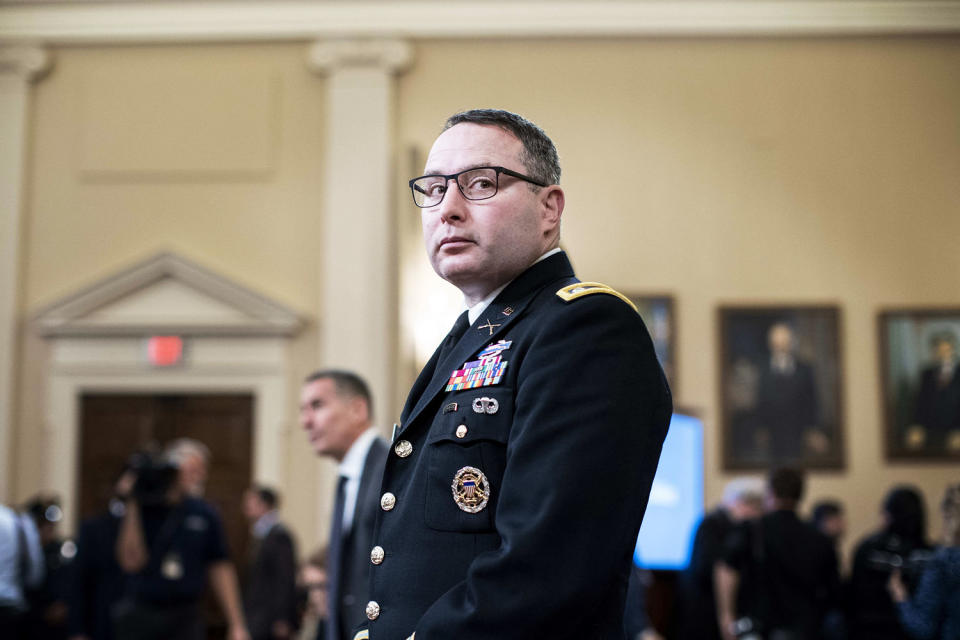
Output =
[
  {"x1": 115, "y1": 439, "x2": 249, "y2": 640},
  {"x1": 888, "y1": 483, "x2": 960, "y2": 640}
]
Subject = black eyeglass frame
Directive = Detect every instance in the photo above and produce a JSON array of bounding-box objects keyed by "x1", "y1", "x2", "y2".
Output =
[{"x1": 408, "y1": 165, "x2": 549, "y2": 208}]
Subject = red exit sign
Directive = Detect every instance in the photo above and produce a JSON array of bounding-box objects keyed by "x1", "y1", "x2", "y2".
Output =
[{"x1": 147, "y1": 336, "x2": 184, "y2": 367}]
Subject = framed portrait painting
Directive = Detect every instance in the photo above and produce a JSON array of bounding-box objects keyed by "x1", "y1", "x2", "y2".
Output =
[
  {"x1": 879, "y1": 309, "x2": 960, "y2": 461},
  {"x1": 719, "y1": 306, "x2": 844, "y2": 470},
  {"x1": 629, "y1": 294, "x2": 676, "y2": 393}
]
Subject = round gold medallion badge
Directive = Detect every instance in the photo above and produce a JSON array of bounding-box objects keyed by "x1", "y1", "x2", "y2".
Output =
[{"x1": 451, "y1": 466, "x2": 490, "y2": 513}]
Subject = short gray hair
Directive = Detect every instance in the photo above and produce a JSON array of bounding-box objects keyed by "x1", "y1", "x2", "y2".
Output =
[
  {"x1": 164, "y1": 437, "x2": 210, "y2": 467},
  {"x1": 443, "y1": 108, "x2": 561, "y2": 187},
  {"x1": 722, "y1": 477, "x2": 765, "y2": 507}
]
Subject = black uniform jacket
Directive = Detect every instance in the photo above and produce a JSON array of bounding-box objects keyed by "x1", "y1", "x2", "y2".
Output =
[{"x1": 365, "y1": 252, "x2": 672, "y2": 639}]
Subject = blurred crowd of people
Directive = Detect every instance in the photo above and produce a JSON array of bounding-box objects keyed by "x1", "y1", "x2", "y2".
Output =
[
  {"x1": 668, "y1": 470, "x2": 960, "y2": 640},
  {"x1": 0, "y1": 438, "x2": 331, "y2": 640},
  {"x1": 4, "y1": 439, "x2": 957, "y2": 640}
]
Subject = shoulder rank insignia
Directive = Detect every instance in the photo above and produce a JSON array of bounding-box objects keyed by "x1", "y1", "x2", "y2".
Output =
[{"x1": 555, "y1": 282, "x2": 637, "y2": 312}]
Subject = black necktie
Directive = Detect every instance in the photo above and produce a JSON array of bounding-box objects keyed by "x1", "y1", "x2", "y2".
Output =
[
  {"x1": 326, "y1": 475, "x2": 348, "y2": 640},
  {"x1": 437, "y1": 311, "x2": 470, "y2": 365}
]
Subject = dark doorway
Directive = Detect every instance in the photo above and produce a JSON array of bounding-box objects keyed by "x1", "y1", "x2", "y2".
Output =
[{"x1": 78, "y1": 393, "x2": 254, "y2": 638}]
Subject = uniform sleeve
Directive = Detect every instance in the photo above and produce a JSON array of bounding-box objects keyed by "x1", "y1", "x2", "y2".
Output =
[{"x1": 415, "y1": 294, "x2": 672, "y2": 638}]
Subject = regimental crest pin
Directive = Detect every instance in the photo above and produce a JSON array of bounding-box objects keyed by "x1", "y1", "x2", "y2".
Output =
[{"x1": 452, "y1": 466, "x2": 490, "y2": 513}]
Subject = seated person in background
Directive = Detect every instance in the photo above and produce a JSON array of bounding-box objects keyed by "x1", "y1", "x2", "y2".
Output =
[
  {"x1": 678, "y1": 477, "x2": 764, "y2": 640},
  {"x1": 114, "y1": 440, "x2": 249, "y2": 640},
  {"x1": 297, "y1": 548, "x2": 329, "y2": 640},
  {"x1": 847, "y1": 486, "x2": 932, "y2": 640},
  {"x1": 888, "y1": 483, "x2": 960, "y2": 640}
]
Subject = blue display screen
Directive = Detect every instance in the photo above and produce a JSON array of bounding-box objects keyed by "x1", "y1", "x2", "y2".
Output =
[{"x1": 633, "y1": 413, "x2": 704, "y2": 570}]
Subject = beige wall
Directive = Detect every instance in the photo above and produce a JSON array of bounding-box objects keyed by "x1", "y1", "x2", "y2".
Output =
[
  {"x1": 11, "y1": 35, "x2": 960, "y2": 562},
  {"x1": 396, "y1": 37, "x2": 960, "y2": 561}
]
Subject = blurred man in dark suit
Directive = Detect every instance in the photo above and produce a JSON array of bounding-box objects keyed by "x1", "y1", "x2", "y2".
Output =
[
  {"x1": 242, "y1": 485, "x2": 298, "y2": 640},
  {"x1": 299, "y1": 371, "x2": 388, "y2": 640}
]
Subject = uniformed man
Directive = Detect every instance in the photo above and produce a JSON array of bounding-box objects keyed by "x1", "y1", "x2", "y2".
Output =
[{"x1": 362, "y1": 109, "x2": 672, "y2": 639}]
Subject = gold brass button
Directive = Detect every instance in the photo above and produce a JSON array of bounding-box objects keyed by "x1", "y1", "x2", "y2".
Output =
[
  {"x1": 456, "y1": 424, "x2": 468, "y2": 439},
  {"x1": 380, "y1": 492, "x2": 396, "y2": 511},
  {"x1": 365, "y1": 601, "x2": 380, "y2": 620},
  {"x1": 394, "y1": 440, "x2": 413, "y2": 458},
  {"x1": 370, "y1": 546, "x2": 385, "y2": 565}
]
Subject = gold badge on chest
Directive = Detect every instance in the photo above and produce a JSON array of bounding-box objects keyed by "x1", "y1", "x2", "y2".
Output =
[{"x1": 451, "y1": 466, "x2": 490, "y2": 513}]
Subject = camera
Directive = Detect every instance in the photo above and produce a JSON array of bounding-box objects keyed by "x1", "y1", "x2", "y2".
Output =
[
  {"x1": 867, "y1": 548, "x2": 934, "y2": 573},
  {"x1": 128, "y1": 451, "x2": 179, "y2": 506}
]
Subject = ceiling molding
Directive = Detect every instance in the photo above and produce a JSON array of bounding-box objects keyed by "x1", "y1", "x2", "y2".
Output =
[{"x1": 1, "y1": 1, "x2": 959, "y2": 44}]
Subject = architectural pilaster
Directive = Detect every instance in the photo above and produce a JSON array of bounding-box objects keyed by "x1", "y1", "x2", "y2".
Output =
[
  {"x1": 0, "y1": 46, "x2": 52, "y2": 500},
  {"x1": 307, "y1": 39, "x2": 412, "y2": 429}
]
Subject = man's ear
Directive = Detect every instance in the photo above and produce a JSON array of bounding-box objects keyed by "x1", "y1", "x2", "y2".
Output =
[
  {"x1": 539, "y1": 185, "x2": 564, "y2": 229},
  {"x1": 349, "y1": 394, "x2": 370, "y2": 425}
]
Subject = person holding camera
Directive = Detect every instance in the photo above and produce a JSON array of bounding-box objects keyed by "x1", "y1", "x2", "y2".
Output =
[
  {"x1": 888, "y1": 483, "x2": 960, "y2": 640},
  {"x1": 114, "y1": 439, "x2": 249, "y2": 640}
]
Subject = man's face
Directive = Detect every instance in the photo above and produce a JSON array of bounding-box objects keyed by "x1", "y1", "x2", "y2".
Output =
[
  {"x1": 242, "y1": 490, "x2": 267, "y2": 522},
  {"x1": 420, "y1": 123, "x2": 563, "y2": 302},
  {"x1": 178, "y1": 453, "x2": 207, "y2": 497},
  {"x1": 768, "y1": 324, "x2": 794, "y2": 355},
  {"x1": 935, "y1": 339, "x2": 955, "y2": 363},
  {"x1": 299, "y1": 378, "x2": 365, "y2": 462}
]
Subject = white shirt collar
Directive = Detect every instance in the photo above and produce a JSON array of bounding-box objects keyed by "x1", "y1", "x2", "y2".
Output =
[
  {"x1": 466, "y1": 248, "x2": 562, "y2": 325},
  {"x1": 338, "y1": 427, "x2": 379, "y2": 481}
]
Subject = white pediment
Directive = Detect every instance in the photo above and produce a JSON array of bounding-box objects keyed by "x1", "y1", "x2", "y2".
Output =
[{"x1": 33, "y1": 252, "x2": 303, "y2": 337}]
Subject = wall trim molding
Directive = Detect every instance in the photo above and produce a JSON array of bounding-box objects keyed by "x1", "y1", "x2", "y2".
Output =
[
  {"x1": 2, "y1": 1, "x2": 959, "y2": 44},
  {"x1": 33, "y1": 252, "x2": 304, "y2": 337}
]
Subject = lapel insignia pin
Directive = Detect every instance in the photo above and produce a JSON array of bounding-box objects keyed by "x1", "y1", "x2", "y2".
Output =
[
  {"x1": 452, "y1": 466, "x2": 490, "y2": 513},
  {"x1": 477, "y1": 318, "x2": 501, "y2": 336},
  {"x1": 502, "y1": 307, "x2": 514, "y2": 316},
  {"x1": 445, "y1": 341, "x2": 512, "y2": 391}
]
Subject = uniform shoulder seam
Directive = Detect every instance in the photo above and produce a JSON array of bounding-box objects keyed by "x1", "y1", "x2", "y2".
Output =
[{"x1": 555, "y1": 282, "x2": 637, "y2": 312}]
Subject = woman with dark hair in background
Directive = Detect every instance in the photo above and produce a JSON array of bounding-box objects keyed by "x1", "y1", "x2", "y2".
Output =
[
  {"x1": 888, "y1": 483, "x2": 960, "y2": 640},
  {"x1": 847, "y1": 486, "x2": 933, "y2": 640}
]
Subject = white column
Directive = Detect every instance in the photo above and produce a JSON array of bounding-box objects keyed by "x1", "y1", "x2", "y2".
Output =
[
  {"x1": 0, "y1": 46, "x2": 51, "y2": 501},
  {"x1": 307, "y1": 39, "x2": 412, "y2": 427}
]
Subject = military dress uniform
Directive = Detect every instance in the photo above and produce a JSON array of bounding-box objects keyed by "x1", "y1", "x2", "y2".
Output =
[{"x1": 361, "y1": 252, "x2": 671, "y2": 640}]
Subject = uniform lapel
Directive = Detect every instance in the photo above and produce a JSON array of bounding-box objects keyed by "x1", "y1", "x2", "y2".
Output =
[{"x1": 398, "y1": 252, "x2": 575, "y2": 434}]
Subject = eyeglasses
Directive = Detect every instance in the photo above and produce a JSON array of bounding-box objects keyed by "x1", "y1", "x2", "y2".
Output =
[{"x1": 409, "y1": 166, "x2": 548, "y2": 208}]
